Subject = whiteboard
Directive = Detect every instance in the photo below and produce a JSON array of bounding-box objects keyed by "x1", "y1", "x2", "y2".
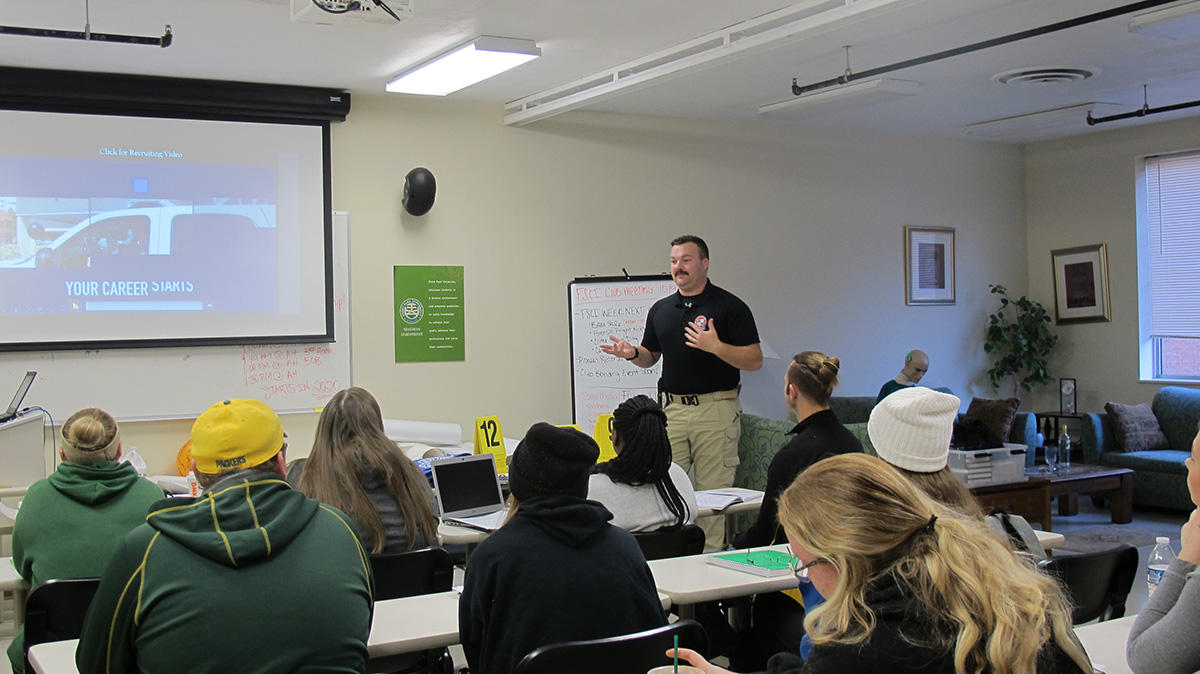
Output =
[
  {"x1": 568, "y1": 276, "x2": 676, "y2": 432},
  {"x1": 0, "y1": 213, "x2": 352, "y2": 421}
]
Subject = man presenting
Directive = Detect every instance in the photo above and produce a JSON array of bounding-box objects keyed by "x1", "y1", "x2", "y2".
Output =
[
  {"x1": 601, "y1": 235, "x2": 761, "y2": 549},
  {"x1": 875, "y1": 349, "x2": 930, "y2": 404},
  {"x1": 77, "y1": 398, "x2": 374, "y2": 674}
]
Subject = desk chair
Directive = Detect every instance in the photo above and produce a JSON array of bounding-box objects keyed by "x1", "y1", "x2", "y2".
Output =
[
  {"x1": 633, "y1": 524, "x2": 705, "y2": 561},
  {"x1": 513, "y1": 619, "x2": 708, "y2": 674},
  {"x1": 369, "y1": 547, "x2": 455, "y2": 674},
  {"x1": 22, "y1": 578, "x2": 102, "y2": 671},
  {"x1": 1042, "y1": 544, "x2": 1138, "y2": 624},
  {"x1": 370, "y1": 547, "x2": 455, "y2": 600}
]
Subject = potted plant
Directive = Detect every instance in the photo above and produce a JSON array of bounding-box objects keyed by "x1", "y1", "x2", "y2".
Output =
[{"x1": 984, "y1": 284, "x2": 1057, "y2": 397}]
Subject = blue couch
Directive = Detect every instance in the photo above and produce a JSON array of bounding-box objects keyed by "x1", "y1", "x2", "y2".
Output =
[{"x1": 1081, "y1": 386, "x2": 1200, "y2": 512}]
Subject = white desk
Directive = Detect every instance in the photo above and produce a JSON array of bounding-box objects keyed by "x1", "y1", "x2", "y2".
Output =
[
  {"x1": 1075, "y1": 614, "x2": 1135, "y2": 674},
  {"x1": 649, "y1": 544, "x2": 797, "y2": 619},
  {"x1": 28, "y1": 588, "x2": 672, "y2": 674},
  {"x1": 367, "y1": 591, "x2": 460, "y2": 659},
  {"x1": 1036, "y1": 529, "x2": 1064, "y2": 550},
  {"x1": 438, "y1": 489, "x2": 768, "y2": 550},
  {"x1": 30, "y1": 592, "x2": 465, "y2": 674},
  {"x1": 438, "y1": 521, "x2": 489, "y2": 546}
]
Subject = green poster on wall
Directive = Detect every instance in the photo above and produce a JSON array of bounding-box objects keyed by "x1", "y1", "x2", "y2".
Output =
[{"x1": 394, "y1": 265, "x2": 465, "y2": 362}]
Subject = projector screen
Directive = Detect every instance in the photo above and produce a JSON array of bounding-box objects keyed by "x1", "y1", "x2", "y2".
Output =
[{"x1": 0, "y1": 108, "x2": 332, "y2": 351}]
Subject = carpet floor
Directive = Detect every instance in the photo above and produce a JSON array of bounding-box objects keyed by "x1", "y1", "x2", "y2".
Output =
[{"x1": 1058, "y1": 520, "x2": 1183, "y2": 554}]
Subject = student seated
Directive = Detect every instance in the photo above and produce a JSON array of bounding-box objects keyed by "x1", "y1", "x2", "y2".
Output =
[
  {"x1": 7, "y1": 408, "x2": 163, "y2": 674},
  {"x1": 729, "y1": 351, "x2": 861, "y2": 671},
  {"x1": 290, "y1": 386, "x2": 438, "y2": 553},
  {"x1": 1126, "y1": 422, "x2": 1200, "y2": 673},
  {"x1": 870, "y1": 386, "x2": 1046, "y2": 562},
  {"x1": 671, "y1": 453, "x2": 1092, "y2": 674},
  {"x1": 587, "y1": 394, "x2": 697, "y2": 532},
  {"x1": 459, "y1": 423, "x2": 666, "y2": 674},
  {"x1": 76, "y1": 398, "x2": 373, "y2": 674}
]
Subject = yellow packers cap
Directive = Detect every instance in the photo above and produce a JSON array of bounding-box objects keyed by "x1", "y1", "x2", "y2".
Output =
[{"x1": 191, "y1": 399, "x2": 284, "y2": 474}]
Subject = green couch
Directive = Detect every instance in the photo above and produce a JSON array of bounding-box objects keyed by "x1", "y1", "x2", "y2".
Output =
[
  {"x1": 1080, "y1": 385, "x2": 1199, "y2": 512},
  {"x1": 732, "y1": 412, "x2": 876, "y2": 533}
]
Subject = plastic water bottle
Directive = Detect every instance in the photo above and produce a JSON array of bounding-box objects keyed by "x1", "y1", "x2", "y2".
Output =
[
  {"x1": 1058, "y1": 424, "x2": 1071, "y2": 473},
  {"x1": 1148, "y1": 537, "x2": 1176, "y2": 597}
]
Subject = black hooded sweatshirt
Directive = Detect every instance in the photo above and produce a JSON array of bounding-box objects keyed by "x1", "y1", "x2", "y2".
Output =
[{"x1": 459, "y1": 494, "x2": 666, "y2": 674}]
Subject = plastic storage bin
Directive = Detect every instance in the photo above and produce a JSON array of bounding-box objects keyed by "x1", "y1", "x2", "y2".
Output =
[{"x1": 948, "y1": 443, "x2": 1028, "y2": 488}]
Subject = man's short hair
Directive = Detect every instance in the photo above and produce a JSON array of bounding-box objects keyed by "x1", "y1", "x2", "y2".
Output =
[{"x1": 670, "y1": 235, "x2": 709, "y2": 259}]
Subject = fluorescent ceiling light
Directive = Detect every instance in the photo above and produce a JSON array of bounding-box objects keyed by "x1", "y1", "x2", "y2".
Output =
[
  {"x1": 1129, "y1": 0, "x2": 1200, "y2": 38},
  {"x1": 757, "y1": 78, "x2": 921, "y2": 118},
  {"x1": 963, "y1": 103, "x2": 1117, "y2": 138},
  {"x1": 387, "y1": 36, "x2": 540, "y2": 96}
]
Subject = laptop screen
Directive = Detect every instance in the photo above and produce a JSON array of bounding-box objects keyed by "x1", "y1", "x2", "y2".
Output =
[
  {"x1": 3, "y1": 371, "x2": 36, "y2": 420},
  {"x1": 431, "y1": 454, "x2": 504, "y2": 518}
]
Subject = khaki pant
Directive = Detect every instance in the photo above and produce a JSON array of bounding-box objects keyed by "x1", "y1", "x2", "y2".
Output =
[{"x1": 665, "y1": 396, "x2": 741, "y2": 551}]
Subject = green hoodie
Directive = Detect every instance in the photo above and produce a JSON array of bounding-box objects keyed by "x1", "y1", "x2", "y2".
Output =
[
  {"x1": 76, "y1": 473, "x2": 374, "y2": 674},
  {"x1": 7, "y1": 461, "x2": 163, "y2": 674}
]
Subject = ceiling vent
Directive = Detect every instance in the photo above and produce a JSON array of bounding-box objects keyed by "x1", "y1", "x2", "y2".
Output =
[
  {"x1": 291, "y1": 0, "x2": 411, "y2": 27},
  {"x1": 992, "y1": 67, "x2": 1096, "y2": 87}
]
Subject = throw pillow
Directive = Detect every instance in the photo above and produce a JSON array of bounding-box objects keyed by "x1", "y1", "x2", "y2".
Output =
[
  {"x1": 1105, "y1": 402, "x2": 1170, "y2": 452},
  {"x1": 964, "y1": 397, "x2": 1020, "y2": 444}
]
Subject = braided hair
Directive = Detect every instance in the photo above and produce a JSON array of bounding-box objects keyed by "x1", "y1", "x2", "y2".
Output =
[{"x1": 592, "y1": 395, "x2": 691, "y2": 527}]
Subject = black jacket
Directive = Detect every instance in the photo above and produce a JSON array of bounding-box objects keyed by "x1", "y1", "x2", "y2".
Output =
[
  {"x1": 763, "y1": 572, "x2": 1089, "y2": 674},
  {"x1": 735, "y1": 409, "x2": 862, "y2": 549},
  {"x1": 459, "y1": 494, "x2": 666, "y2": 674}
]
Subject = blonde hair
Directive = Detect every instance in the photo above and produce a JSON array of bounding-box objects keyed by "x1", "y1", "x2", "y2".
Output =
[
  {"x1": 61, "y1": 408, "x2": 121, "y2": 464},
  {"x1": 787, "y1": 351, "x2": 840, "y2": 405},
  {"x1": 778, "y1": 454, "x2": 1089, "y2": 674},
  {"x1": 299, "y1": 387, "x2": 437, "y2": 554}
]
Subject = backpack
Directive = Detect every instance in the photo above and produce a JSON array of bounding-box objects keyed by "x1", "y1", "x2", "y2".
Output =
[{"x1": 986, "y1": 511, "x2": 1048, "y2": 563}]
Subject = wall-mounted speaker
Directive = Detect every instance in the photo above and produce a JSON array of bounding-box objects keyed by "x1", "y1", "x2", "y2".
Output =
[{"x1": 403, "y1": 167, "x2": 436, "y2": 216}]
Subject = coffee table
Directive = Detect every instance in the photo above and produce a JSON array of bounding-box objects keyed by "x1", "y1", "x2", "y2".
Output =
[
  {"x1": 971, "y1": 463, "x2": 1133, "y2": 530},
  {"x1": 970, "y1": 478, "x2": 1053, "y2": 530},
  {"x1": 1040, "y1": 463, "x2": 1133, "y2": 523}
]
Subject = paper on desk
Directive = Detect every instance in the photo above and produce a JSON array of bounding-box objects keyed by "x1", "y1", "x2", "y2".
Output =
[
  {"x1": 695, "y1": 488, "x2": 765, "y2": 511},
  {"x1": 383, "y1": 419, "x2": 463, "y2": 446}
]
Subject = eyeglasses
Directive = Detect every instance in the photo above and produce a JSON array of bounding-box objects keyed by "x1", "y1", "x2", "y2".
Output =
[{"x1": 787, "y1": 555, "x2": 826, "y2": 583}]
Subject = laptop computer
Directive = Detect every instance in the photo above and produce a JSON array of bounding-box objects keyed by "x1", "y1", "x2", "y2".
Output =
[
  {"x1": 430, "y1": 453, "x2": 509, "y2": 532},
  {"x1": 0, "y1": 371, "x2": 36, "y2": 424}
]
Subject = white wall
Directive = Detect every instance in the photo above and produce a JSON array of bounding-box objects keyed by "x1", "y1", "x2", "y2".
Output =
[
  {"x1": 106, "y1": 97, "x2": 1027, "y2": 474},
  {"x1": 1025, "y1": 115, "x2": 1200, "y2": 414},
  {"x1": 333, "y1": 97, "x2": 1026, "y2": 429}
]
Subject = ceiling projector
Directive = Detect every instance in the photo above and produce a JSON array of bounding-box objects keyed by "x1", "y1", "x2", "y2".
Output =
[{"x1": 291, "y1": 0, "x2": 412, "y2": 26}]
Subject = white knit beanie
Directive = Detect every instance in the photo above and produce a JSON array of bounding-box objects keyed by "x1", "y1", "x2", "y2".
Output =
[{"x1": 868, "y1": 387, "x2": 961, "y2": 473}]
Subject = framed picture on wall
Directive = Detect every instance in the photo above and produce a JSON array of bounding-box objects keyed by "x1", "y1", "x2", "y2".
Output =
[
  {"x1": 904, "y1": 226, "x2": 955, "y2": 305},
  {"x1": 1051, "y1": 243, "x2": 1111, "y2": 324}
]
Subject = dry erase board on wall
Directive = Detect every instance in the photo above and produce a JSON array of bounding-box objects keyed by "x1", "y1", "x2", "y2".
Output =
[
  {"x1": 568, "y1": 276, "x2": 676, "y2": 432},
  {"x1": 0, "y1": 213, "x2": 353, "y2": 421}
]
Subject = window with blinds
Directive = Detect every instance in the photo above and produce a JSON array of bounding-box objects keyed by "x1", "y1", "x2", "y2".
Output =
[{"x1": 1145, "y1": 151, "x2": 1200, "y2": 379}]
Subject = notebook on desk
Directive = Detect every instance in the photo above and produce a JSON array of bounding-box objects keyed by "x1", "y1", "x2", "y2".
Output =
[
  {"x1": 430, "y1": 453, "x2": 509, "y2": 532},
  {"x1": 0, "y1": 371, "x2": 36, "y2": 424}
]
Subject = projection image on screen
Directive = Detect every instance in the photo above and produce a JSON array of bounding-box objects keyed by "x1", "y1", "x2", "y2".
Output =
[{"x1": 0, "y1": 109, "x2": 331, "y2": 350}]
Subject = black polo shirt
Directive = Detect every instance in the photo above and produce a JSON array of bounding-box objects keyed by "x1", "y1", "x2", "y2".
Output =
[{"x1": 641, "y1": 280, "x2": 759, "y2": 395}]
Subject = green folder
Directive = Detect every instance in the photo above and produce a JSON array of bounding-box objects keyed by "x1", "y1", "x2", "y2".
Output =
[{"x1": 706, "y1": 549, "x2": 793, "y2": 577}]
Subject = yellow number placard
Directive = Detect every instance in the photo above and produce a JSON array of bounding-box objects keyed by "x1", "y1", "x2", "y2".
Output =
[
  {"x1": 474, "y1": 416, "x2": 508, "y2": 473},
  {"x1": 593, "y1": 414, "x2": 617, "y2": 463}
]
